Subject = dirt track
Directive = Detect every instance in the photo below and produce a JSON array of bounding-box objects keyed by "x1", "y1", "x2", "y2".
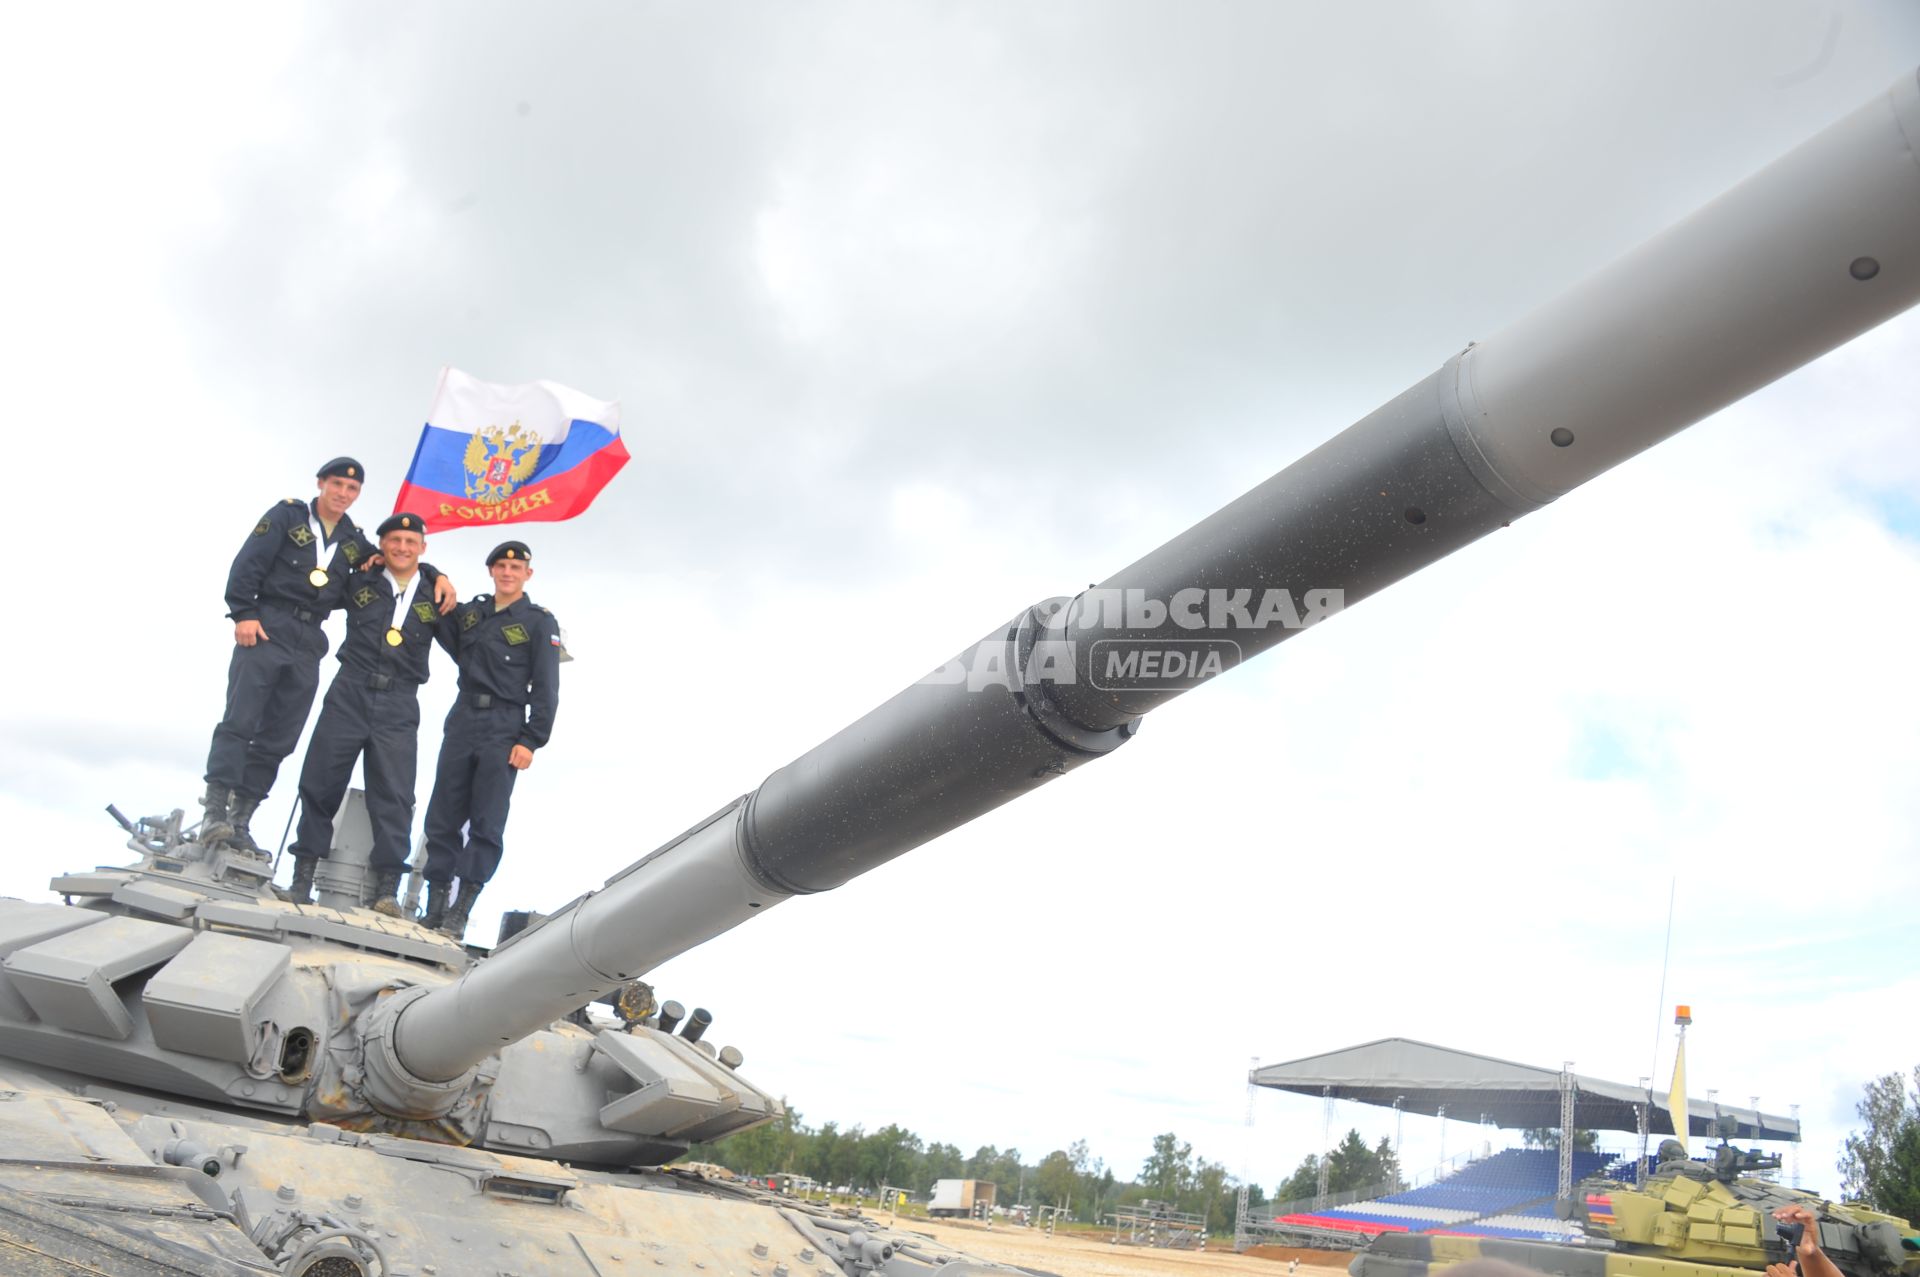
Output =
[{"x1": 904, "y1": 1218, "x2": 1354, "y2": 1277}]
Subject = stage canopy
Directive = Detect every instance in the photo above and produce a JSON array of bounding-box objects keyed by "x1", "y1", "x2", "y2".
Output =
[{"x1": 1251, "y1": 1038, "x2": 1798, "y2": 1142}]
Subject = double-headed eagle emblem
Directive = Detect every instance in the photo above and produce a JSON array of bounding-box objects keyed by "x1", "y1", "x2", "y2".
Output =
[{"x1": 462, "y1": 421, "x2": 542, "y2": 504}]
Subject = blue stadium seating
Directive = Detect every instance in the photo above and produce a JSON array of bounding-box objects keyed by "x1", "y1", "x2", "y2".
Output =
[{"x1": 1273, "y1": 1148, "x2": 1611, "y2": 1240}]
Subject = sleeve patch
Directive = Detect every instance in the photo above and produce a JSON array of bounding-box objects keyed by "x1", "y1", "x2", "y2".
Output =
[{"x1": 252, "y1": 520, "x2": 271, "y2": 537}]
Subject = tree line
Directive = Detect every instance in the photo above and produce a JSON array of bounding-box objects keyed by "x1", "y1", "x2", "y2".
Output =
[
  {"x1": 690, "y1": 1108, "x2": 1406, "y2": 1235},
  {"x1": 689, "y1": 1066, "x2": 1920, "y2": 1238},
  {"x1": 1841, "y1": 1064, "x2": 1920, "y2": 1223}
]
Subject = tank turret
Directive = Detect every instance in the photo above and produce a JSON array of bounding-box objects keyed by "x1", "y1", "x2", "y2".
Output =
[
  {"x1": 1354, "y1": 1146, "x2": 1917, "y2": 1277},
  {"x1": 2, "y1": 66, "x2": 1917, "y2": 1277},
  {"x1": 1583, "y1": 1155, "x2": 1914, "y2": 1276}
]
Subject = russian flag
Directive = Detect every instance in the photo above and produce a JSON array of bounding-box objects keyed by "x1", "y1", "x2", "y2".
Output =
[{"x1": 395, "y1": 366, "x2": 629, "y2": 532}]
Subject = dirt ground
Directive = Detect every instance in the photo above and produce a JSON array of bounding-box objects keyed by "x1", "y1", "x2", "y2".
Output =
[{"x1": 903, "y1": 1218, "x2": 1355, "y2": 1277}]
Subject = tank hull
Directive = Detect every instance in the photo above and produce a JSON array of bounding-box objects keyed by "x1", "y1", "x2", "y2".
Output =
[{"x1": 0, "y1": 1058, "x2": 1003, "y2": 1277}]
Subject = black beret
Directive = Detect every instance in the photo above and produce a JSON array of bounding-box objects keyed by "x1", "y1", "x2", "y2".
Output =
[
  {"x1": 317, "y1": 456, "x2": 365, "y2": 482},
  {"x1": 377, "y1": 512, "x2": 427, "y2": 538},
  {"x1": 487, "y1": 541, "x2": 532, "y2": 566}
]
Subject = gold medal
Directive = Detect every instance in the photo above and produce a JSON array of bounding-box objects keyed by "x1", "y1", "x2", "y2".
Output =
[
  {"x1": 308, "y1": 567, "x2": 330, "y2": 588},
  {"x1": 385, "y1": 627, "x2": 404, "y2": 647}
]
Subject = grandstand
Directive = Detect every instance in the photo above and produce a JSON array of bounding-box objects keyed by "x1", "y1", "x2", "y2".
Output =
[
  {"x1": 1236, "y1": 1038, "x2": 1799, "y2": 1252},
  {"x1": 1269, "y1": 1148, "x2": 1613, "y2": 1242}
]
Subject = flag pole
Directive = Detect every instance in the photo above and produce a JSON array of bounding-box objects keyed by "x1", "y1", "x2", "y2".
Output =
[{"x1": 1669, "y1": 1004, "x2": 1692, "y2": 1156}]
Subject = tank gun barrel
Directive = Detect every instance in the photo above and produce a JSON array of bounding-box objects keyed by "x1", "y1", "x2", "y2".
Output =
[{"x1": 388, "y1": 70, "x2": 1920, "y2": 1090}]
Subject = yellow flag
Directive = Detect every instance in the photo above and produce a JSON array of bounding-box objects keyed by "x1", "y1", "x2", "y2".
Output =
[{"x1": 1667, "y1": 1034, "x2": 1689, "y2": 1155}]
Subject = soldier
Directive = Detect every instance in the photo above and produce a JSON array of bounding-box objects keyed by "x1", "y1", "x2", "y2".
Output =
[
  {"x1": 202, "y1": 460, "x2": 458, "y2": 854},
  {"x1": 283, "y1": 512, "x2": 447, "y2": 912},
  {"x1": 422, "y1": 541, "x2": 561, "y2": 938}
]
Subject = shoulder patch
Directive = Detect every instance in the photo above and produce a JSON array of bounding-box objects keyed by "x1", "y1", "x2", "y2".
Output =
[
  {"x1": 462, "y1": 609, "x2": 480, "y2": 632},
  {"x1": 502, "y1": 623, "x2": 530, "y2": 646},
  {"x1": 352, "y1": 586, "x2": 376, "y2": 609},
  {"x1": 252, "y1": 520, "x2": 271, "y2": 537},
  {"x1": 412, "y1": 600, "x2": 436, "y2": 624},
  {"x1": 283, "y1": 497, "x2": 302, "y2": 506}
]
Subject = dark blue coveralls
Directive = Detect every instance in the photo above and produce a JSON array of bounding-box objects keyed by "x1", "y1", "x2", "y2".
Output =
[
  {"x1": 287, "y1": 567, "x2": 446, "y2": 871},
  {"x1": 205, "y1": 499, "x2": 374, "y2": 802},
  {"x1": 422, "y1": 595, "x2": 561, "y2": 887}
]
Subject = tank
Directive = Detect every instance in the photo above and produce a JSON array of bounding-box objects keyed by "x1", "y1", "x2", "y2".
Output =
[
  {"x1": 3, "y1": 67, "x2": 1917, "y2": 1277},
  {"x1": 1351, "y1": 1136, "x2": 1918, "y2": 1277}
]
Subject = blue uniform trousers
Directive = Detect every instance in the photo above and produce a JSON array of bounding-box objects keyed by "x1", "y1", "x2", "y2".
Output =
[
  {"x1": 204, "y1": 604, "x2": 327, "y2": 801},
  {"x1": 288, "y1": 676, "x2": 421, "y2": 872},
  {"x1": 422, "y1": 701, "x2": 521, "y2": 886}
]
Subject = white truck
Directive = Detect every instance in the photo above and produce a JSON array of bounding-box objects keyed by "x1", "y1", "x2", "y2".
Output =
[{"x1": 929, "y1": 1179, "x2": 998, "y2": 1218}]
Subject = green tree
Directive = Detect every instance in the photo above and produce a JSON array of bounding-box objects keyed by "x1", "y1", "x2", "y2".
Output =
[
  {"x1": 1325, "y1": 1129, "x2": 1387, "y2": 1193},
  {"x1": 1277, "y1": 1154, "x2": 1319, "y2": 1205},
  {"x1": 855, "y1": 1124, "x2": 921, "y2": 1191},
  {"x1": 923, "y1": 1141, "x2": 965, "y2": 1189},
  {"x1": 1373, "y1": 1136, "x2": 1404, "y2": 1192},
  {"x1": 1191, "y1": 1158, "x2": 1233, "y2": 1232},
  {"x1": 1066, "y1": 1139, "x2": 1112, "y2": 1222},
  {"x1": 804, "y1": 1121, "x2": 834, "y2": 1186},
  {"x1": 1523, "y1": 1127, "x2": 1599, "y2": 1151},
  {"x1": 1034, "y1": 1149, "x2": 1077, "y2": 1207},
  {"x1": 985, "y1": 1148, "x2": 1025, "y2": 1204},
  {"x1": 1883, "y1": 1122, "x2": 1920, "y2": 1224},
  {"x1": 827, "y1": 1124, "x2": 864, "y2": 1189},
  {"x1": 1840, "y1": 1067, "x2": 1920, "y2": 1222},
  {"x1": 1276, "y1": 1130, "x2": 1399, "y2": 1204},
  {"x1": 1140, "y1": 1132, "x2": 1194, "y2": 1199},
  {"x1": 960, "y1": 1144, "x2": 1024, "y2": 1204},
  {"x1": 1093, "y1": 1166, "x2": 1117, "y2": 1222},
  {"x1": 701, "y1": 1101, "x2": 803, "y2": 1176}
]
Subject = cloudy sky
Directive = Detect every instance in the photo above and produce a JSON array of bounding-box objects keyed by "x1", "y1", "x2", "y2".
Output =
[{"x1": 4, "y1": 2, "x2": 1919, "y2": 1199}]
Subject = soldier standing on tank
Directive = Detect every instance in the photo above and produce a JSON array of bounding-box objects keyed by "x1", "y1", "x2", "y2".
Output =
[
  {"x1": 202, "y1": 459, "x2": 458, "y2": 855},
  {"x1": 282, "y1": 512, "x2": 449, "y2": 911},
  {"x1": 421, "y1": 540, "x2": 561, "y2": 938}
]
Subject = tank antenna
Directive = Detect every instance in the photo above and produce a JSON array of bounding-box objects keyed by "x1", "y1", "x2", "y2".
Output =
[
  {"x1": 1646, "y1": 878, "x2": 1677, "y2": 1107},
  {"x1": 271, "y1": 796, "x2": 301, "y2": 877}
]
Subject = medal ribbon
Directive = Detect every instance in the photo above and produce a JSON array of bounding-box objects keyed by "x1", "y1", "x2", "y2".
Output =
[
  {"x1": 386, "y1": 569, "x2": 423, "y2": 646},
  {"x1": 307, "y1": 510, "x2": 334, "y2": 587}
]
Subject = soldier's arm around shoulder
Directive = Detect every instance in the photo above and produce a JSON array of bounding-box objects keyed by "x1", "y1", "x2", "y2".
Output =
[
  {"x1": 431, "y1": 593, "x2": 467, "y2": 659},
  {"x1": 225, "y1": 501, "x2": 295, "y2": 621},
  {"x1": 339, "y1": 523, "x2": 377, "y2": 574},
  {"x1": 519, "y1": 607, "x2": 562, "y2": 750},
  {"x1": 414, "y1": 564, "x2": 451, "y2": 645}
]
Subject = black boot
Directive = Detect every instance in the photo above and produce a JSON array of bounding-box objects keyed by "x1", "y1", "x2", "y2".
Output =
[
  {"x1": 198, "y1": 783, "x2": 234, "y2": 845},
  {"x1": 369, "y1": 869, "x2": 404, "y2": 917},
  {"x1": 226, "y1": 793, "x2": 264, "y2": 856},
  {"x1": 421, "y1": 880, "x2": 452, "y2": 931},
  {"x1": 438, "y1": 881, "x2": 483, "y2": 940},
  {"x1": 287, "y1": 857, "x2": 318, "y2": 905}
]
